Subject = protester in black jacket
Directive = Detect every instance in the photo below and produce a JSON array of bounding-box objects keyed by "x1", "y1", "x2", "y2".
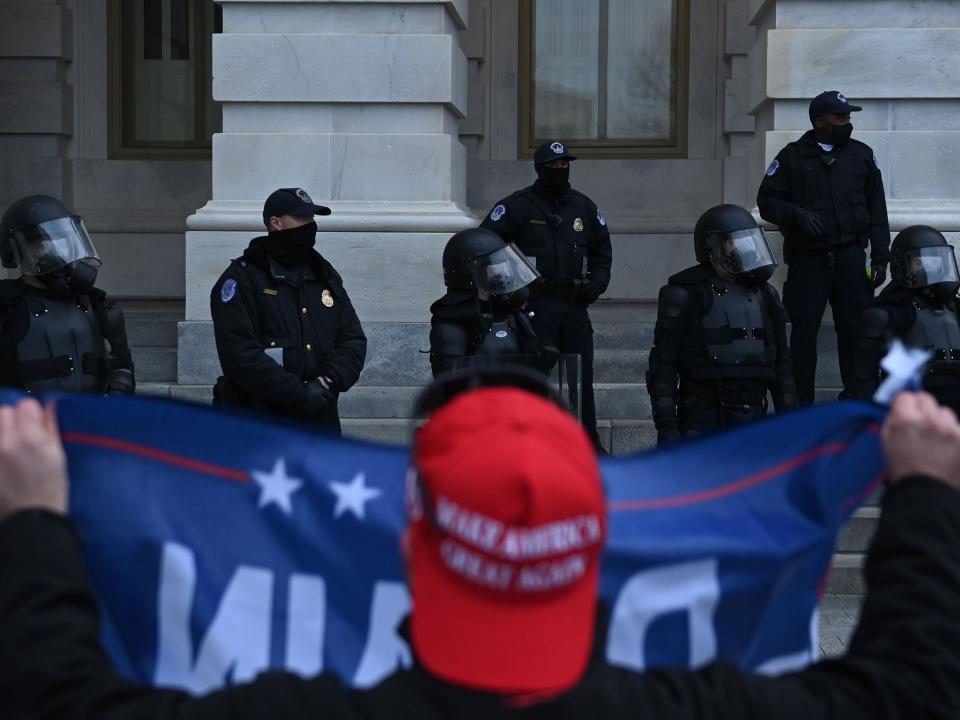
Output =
[
  {"x1": 1, "y1": 388, "x2": 960, "y2": 719},
  {"x1": 210, "y1": 188, "x2": 366, "y2": 434}
]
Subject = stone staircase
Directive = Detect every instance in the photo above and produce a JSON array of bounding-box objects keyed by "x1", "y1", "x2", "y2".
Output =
[{"x1": 128, "y1": 300, "x2": 875, "y2": 601}]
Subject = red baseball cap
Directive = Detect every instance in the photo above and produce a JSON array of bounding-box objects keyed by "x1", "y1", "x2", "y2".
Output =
[{"x1": 408, "y1": 387, "x2": 606, "y2": 695}]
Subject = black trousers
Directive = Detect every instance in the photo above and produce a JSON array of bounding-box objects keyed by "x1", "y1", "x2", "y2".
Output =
[
  {"x1": 527, "y1": 296, "x2": 599, "y2": 441},
  {"x1": 783, "y1": 244, "x2": 874, "y2": 406}
]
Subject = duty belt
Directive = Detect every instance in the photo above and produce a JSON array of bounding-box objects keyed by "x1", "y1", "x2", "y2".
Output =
[
  {"x1": 19, "y1": 352, "x2": 122, "y2": 383},
  {"x1": 821, "y1": 233, "x2": 868, "y2": 247},
  {"x1": 701, "y1": 326, "x2": 768, "y2": 344}
]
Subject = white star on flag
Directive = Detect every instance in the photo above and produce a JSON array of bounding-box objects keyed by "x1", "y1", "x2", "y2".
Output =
[
  {"x1": 329, "y1": 472, "x2": 381, "y2": 520},
  {"x1": 874, "y1": 339, "x2": 933, "y2": 405},
  {"x1": 251, "y1": 458, "x2": 303, "y2": 515}
]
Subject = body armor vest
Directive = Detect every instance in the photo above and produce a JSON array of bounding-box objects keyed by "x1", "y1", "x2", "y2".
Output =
[
  {"x1": 905, "y1": 303, "x2": 960, "y2": 366},
  {"x1": 16, "y1": 293, "x2": 106, "y2": 394},
  {"x1": 700, "y1": 277, "x2": 774, "y2": 369},
  {"x1": 473, "y1": 315, "x2": 522, "y2": 358}
]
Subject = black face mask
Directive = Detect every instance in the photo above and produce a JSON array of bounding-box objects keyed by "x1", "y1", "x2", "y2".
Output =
[
  {"x1": 488, "y1": 286, "x2": 530, "y2": 317},
  {"x1": 40, "y1": 261, "x2": 98, "y2": 298},
  {"x1": 828, "y1": 123, "x2": 853, "y2": 146},
  {"x1": 265, "y1": 221, "x2": 318, "y2": 266},
  {"x1": 536, "y1": 165, "x2": 570, "y2": 195}
]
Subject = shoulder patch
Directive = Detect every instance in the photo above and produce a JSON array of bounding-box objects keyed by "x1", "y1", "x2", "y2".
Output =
[
  {"x1": 220, "y1": 278, "x2": 237, "y2": 304},
  {"x1": 490, "y1": 204, "x2": 506, "y2": 222},
  {"x1": 765, "y1": 159, "x2": 780, "y2": 177},
  {"x1": 597, "y1": 210, "x2": 606, "y2": 226}
]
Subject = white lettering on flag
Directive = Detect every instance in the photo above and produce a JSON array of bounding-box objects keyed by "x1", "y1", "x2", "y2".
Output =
[
  {"x1": 607, "y1": 559, "x2": 720, "y2": 671},
  {"x1": 286, "y1": 574, "x2": 327, "y2": 676},
  {"x1": 154, "y1": 543, "x2": 273, "y2": 693},
  {"x1": 352, "y1": 582, "x2": 412, "y2": 688}
]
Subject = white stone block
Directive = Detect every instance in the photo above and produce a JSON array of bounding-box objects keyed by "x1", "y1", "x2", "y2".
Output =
[
  {"x1": 213, "y1": 34, "x2": 467, "y2": 115},
  {"x1": 329, "y1": 134, "x2": 462, "y2": 202},
  {"x1": 773, "y1": 0, "x2": 960, "y2": 29},
  {"x1": 765, "y1": 29, "x2": 960, "y2": 100},
  {"x1": 222, "y1": 3, "x2": 444, "y2": 34},
  {"x1": 887, "y1": 132, "x2": 960, "y2": 200},
  {"x1": 212, "y1": 133, "x2": 332, "y2": 201}
]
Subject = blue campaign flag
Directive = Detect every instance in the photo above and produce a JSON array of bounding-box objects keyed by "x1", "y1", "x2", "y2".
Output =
[{"x1": 12, "y1": 393, "x2": 886, "y2": 692}]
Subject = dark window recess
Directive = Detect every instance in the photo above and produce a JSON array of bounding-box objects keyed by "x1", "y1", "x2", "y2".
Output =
[
  {"x1": 144, "y1": 0, "x2": 163, "y2": 60},
  {"x1": 171, "y1": 0, "x2": 190, "y2": 60}
]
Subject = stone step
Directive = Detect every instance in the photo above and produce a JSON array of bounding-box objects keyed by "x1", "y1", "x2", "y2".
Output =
[
  {"x1": 131, "y1": 347, "x2": 177, "y2": 383},
  {"x1": 138, "y1": 382, "x2": 849, "y2": 423},
  {"x1": 823, "y1": 553, "x2": 865, "y2": 595},
  {"x1": 835, "y1": 507, "x2": 880, "y2": 553}
]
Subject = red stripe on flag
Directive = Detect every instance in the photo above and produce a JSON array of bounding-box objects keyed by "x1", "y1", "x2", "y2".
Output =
[
  {"x1": 608, "y1": 442, "x2": 850, "y2": 511},
  {"x1": 62, "y1": 432, "x2": 250, "y2": 484}
]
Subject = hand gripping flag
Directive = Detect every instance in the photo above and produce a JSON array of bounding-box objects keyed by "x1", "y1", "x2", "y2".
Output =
[{"x1": 5, "y1": 392, "x2": 886, "y2": 692}]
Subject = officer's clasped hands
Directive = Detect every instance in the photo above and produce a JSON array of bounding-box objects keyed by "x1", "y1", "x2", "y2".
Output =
[{"x1": 794, "y1": 208, "x2": 824, "y2": 237}]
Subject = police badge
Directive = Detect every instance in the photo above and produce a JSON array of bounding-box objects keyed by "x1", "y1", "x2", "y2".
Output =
[
  {"x1": 321, "y1": 289, "x2": 334, "y2": 308},
  {"x1": 573, "y1": 218, "x2": 583, "y2": 232}
]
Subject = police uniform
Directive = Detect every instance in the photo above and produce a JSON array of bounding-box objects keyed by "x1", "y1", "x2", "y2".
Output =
[
  {"x1": 0, "y1": 282, "x2": 134, "y2": 394},
  {"x1": 855, "y1": 226, "x2": 960, "y2": 413},
  {"x1": 480, "y1": 142, "x2": 612, "y2": 444},
  {"x1": 647, "y1": 264, "x2": 795, "y2": 442},
  {"x1": 855, "y1": 287, "x2": 960, "y2": 413},
  {"x1": 210, "y1": 190, "x2": 366, "y2": 434},
  {"x1": 429, "y1": 290, "x2": 541, "y2": 378},
  {"x1": 757, "y1": 91, "x2": 889, "y2": 405}
]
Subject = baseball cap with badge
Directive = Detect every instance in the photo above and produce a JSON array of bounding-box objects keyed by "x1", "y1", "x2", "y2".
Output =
[
  {"x1": 262, "y1": 188, "x2": 332, "y2": 226},
  {"x1": 534, "y1": 140, "x2": 578, "y2": 166},
  {"x1": 408, "y1": 384, "x2": 606, "y2": 695},
  {"x1": 808, "y1": 91, "x2": 863, "y2": 124}
]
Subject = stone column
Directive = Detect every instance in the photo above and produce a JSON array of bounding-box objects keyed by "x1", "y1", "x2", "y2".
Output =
[
  {"x1": 746, "y1": 0, "x2": 960, "y2": 248},
  {"x1": 179, "y1": 0, "x2": 474, "y2": 386}
]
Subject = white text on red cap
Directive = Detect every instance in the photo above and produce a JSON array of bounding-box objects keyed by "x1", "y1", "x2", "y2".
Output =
[{"x1": 435, "y1": 496, "x2": 602, "y2": 561}]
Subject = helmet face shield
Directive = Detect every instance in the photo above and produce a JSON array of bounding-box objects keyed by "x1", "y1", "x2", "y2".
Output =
[
  {"x1": 894, "y1": 245, "x2": 960, "y2": 289},
  {"x1": 706, "y1": 227, "x2": 777, "y2": 281},
  {"x1": 11, "y1": 216, "x2": 101, "y2": 276},
  {"x1": 468, "y1": 243, "x2": 541, "y2": 296}
]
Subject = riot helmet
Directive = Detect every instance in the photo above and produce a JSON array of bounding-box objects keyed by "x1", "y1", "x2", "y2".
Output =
[
  {"x1": 0, "y1": 195, "x2": 100, "y2": 293},
  {"x1": 890, "y1": 225, "x2": 960, "y2": 306},
  {"x1": 441, "y1": 228, "x2": 511, "y2": 290},
  {"x1": 467, "y1": 242, "x2": 541, "y2": 313},
  {"x1": 694, "y1": 204, "x2": 777, "y2": 283}
]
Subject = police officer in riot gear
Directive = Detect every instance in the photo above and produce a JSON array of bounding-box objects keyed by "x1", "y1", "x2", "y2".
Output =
[
  {"x1": 0, "y1": 195, "x2": 135, "y2": 395},
  {"x1": 429, "y1": 228, "x2": 543, "y2": 377},
  {"x1": 758, "y1": 90, "x2": 890, "y2": 405},
  {"x1": 210, "y1": 188, "x2": 366, "y2": 434},
  {"x1": 647, "y1": 204, "x2": 796, "y2": 445},
  {"x1": 480, "y1": 140, "x2": 612, "y2": 449},
  {"x1": 855, "y1": 226, "x2": 960, "y2": 413}
]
